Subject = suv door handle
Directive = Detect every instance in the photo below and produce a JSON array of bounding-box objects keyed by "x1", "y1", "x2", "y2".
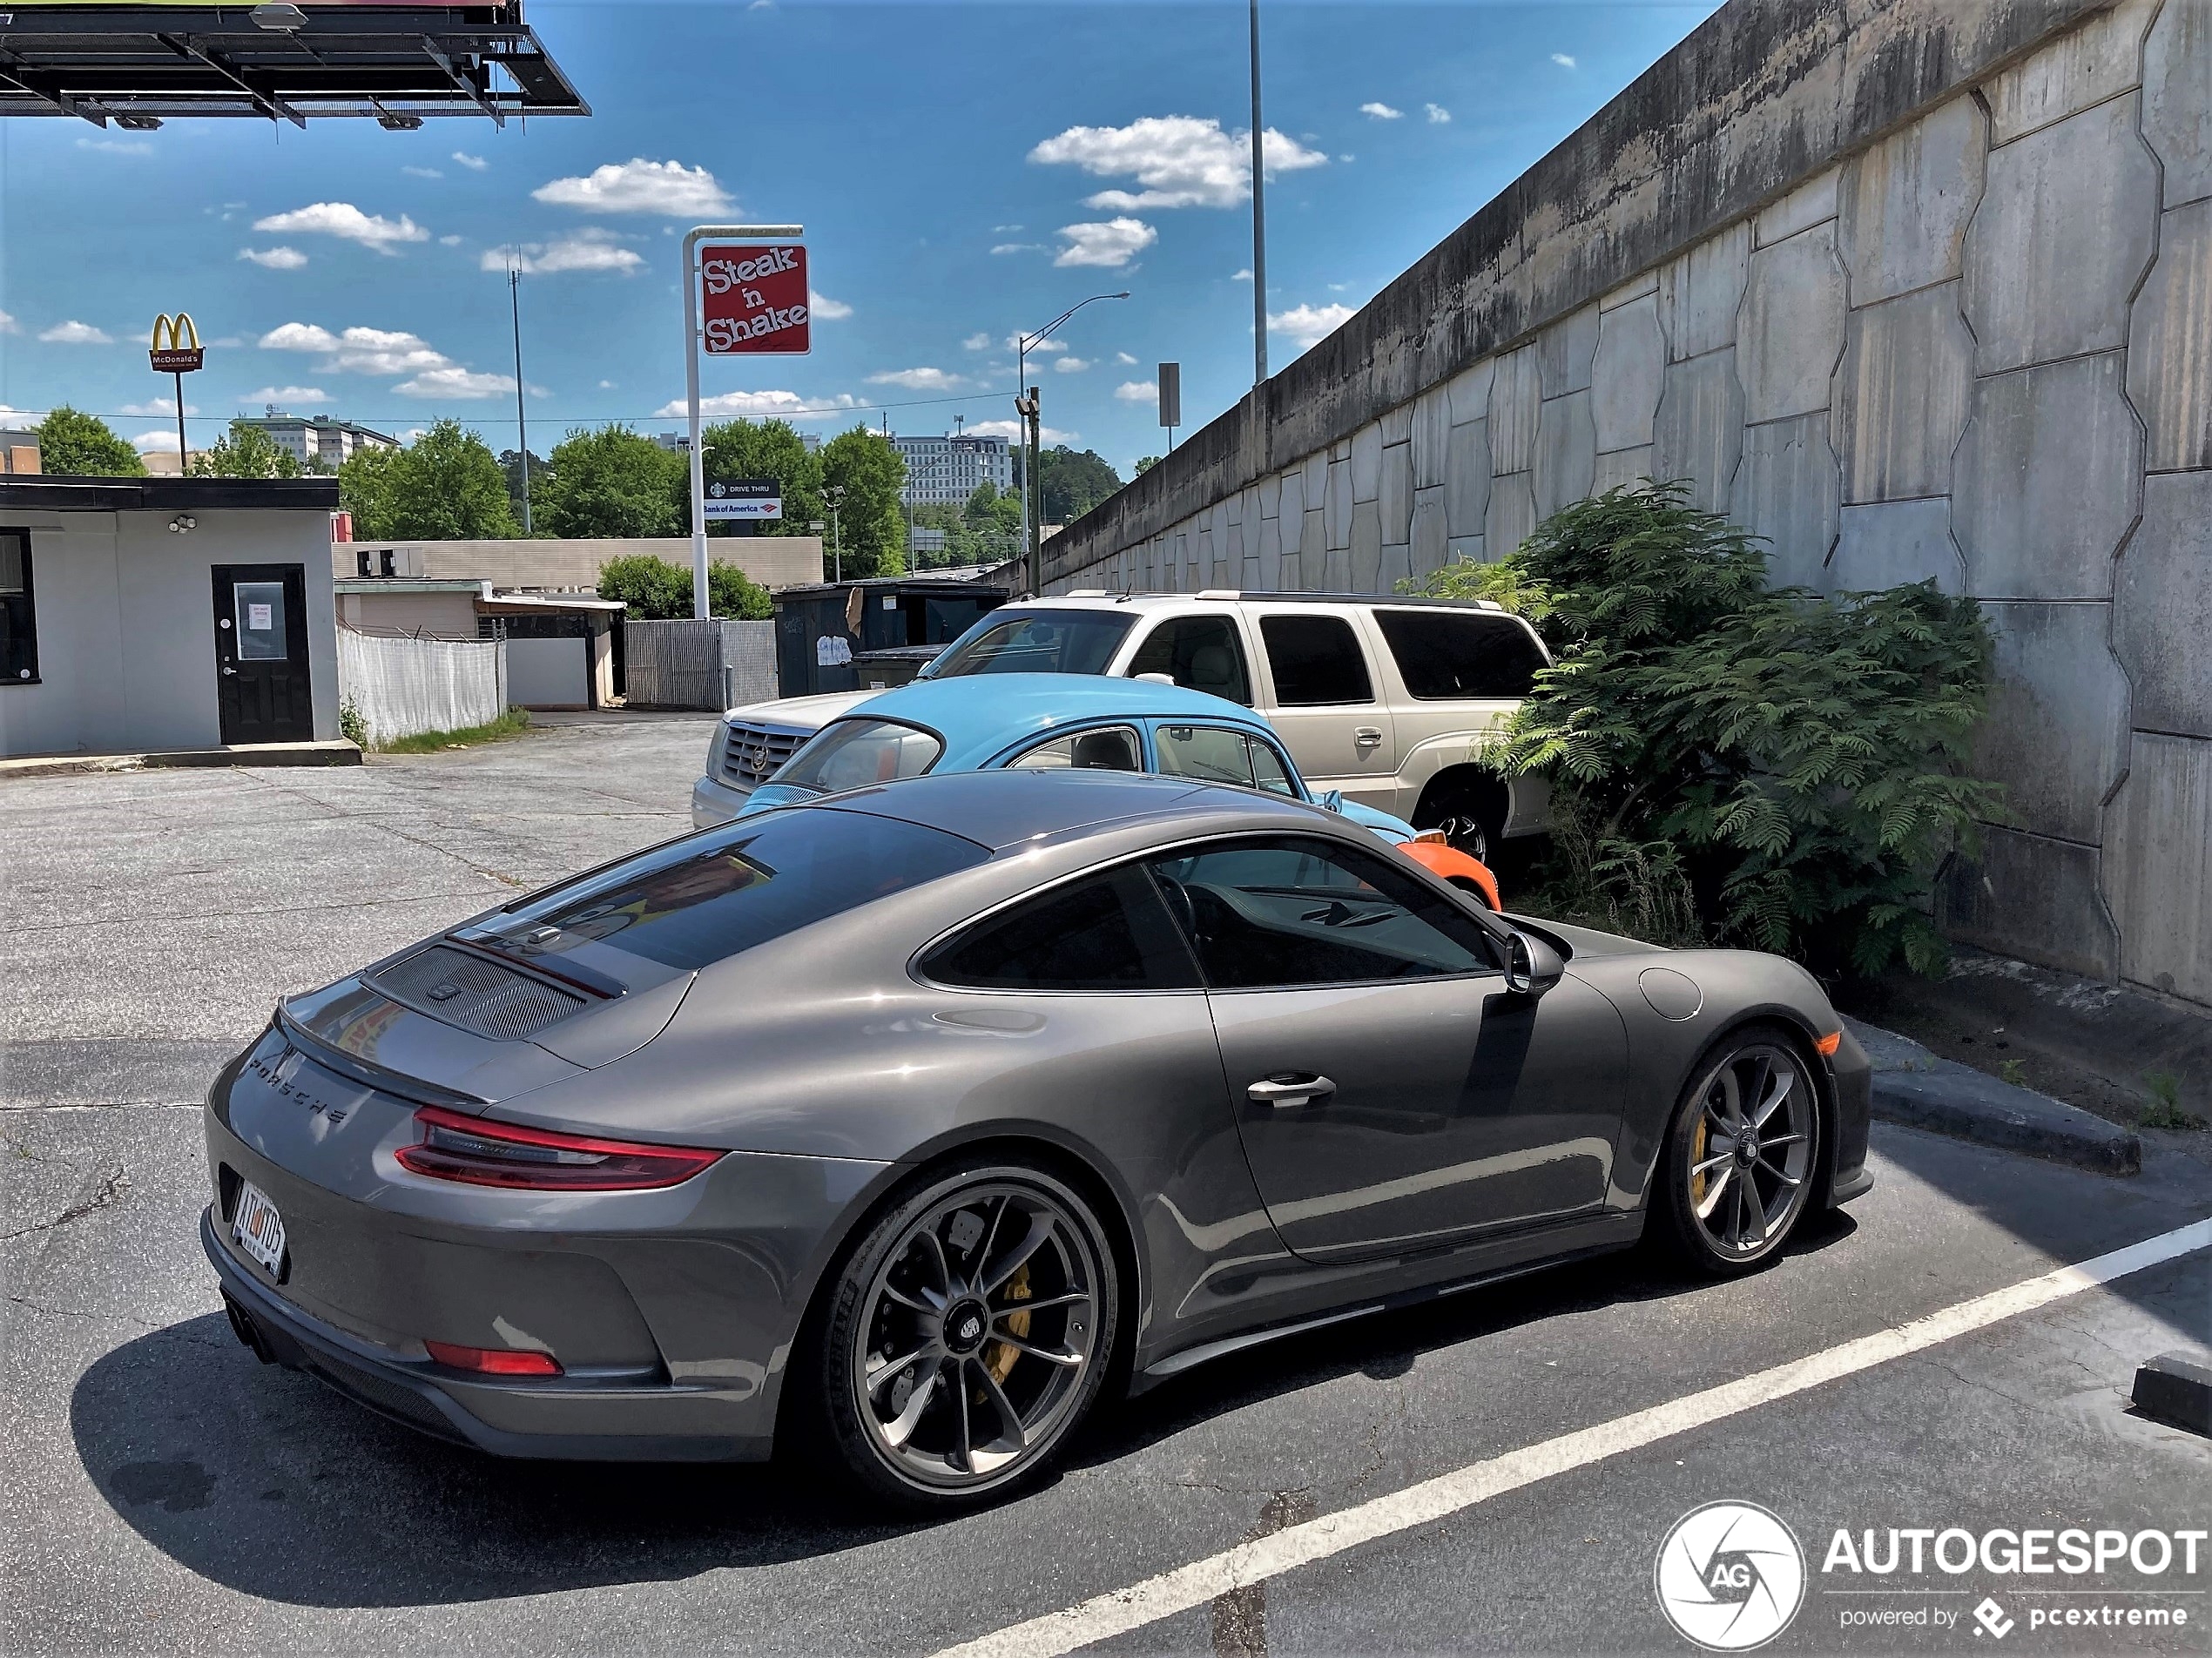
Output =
[
  {"x1": 1353, "y1": 726, "x2": 1383, "y2": 747},
  {"x1": 1247, "y1": 1073, "x2": 1335, "y2": 1108}
]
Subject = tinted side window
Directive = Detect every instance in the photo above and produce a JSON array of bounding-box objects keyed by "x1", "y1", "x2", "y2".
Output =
[
  {"x1": 924, "y1": 866, "x2": 1200, "y2": 991},
  {"x1": 1259, "y1": 615, "x2": 1373, "y2": 705},
  {"x1": 1146, "y1": 837, "x2": 1496, "y2": 988},
  {"x1": 1373, "y1": 609, "x2": 1548, "y2": 699},
  {"x1": 1127, "y1": 616, "x2": 1251, "y2": 704}
]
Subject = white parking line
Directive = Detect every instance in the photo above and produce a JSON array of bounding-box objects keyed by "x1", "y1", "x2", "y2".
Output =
[{"x1": 935, "y1": 1217, "x2": 2212, "y2": 1658}]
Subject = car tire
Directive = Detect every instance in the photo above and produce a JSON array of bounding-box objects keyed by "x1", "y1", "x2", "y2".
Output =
[
  {"x1": 1414, "y1": 775, "x2": 1503, "y2": 865},
  {"x1": 795, "y1": 1157, "x2": 1120, "y2": 1513},
  {"x1": 1653, "y1": 1026, "x2": 1823, "y2": 1278}
]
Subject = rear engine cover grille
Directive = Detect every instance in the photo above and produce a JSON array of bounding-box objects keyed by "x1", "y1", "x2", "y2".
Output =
[
  {"x1": 366, "y1": 945, "x2": 586, "y2": 1041},
  {"x1": 720, "y1": 721, "x2": 806, "y2": 788}
]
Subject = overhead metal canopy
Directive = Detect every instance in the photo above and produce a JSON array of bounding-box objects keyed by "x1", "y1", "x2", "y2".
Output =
[{"x1": 0, "y1": 3, "x2": 588, "y2": 127}]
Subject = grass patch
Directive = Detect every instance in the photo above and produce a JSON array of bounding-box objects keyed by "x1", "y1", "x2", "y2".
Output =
[
  {"x1": 2139, "y1": 1071, "x2": 2207, "y2": 1132},
  {"x1": 375, "y1": 706, "x2": 533, "y2": 755}
]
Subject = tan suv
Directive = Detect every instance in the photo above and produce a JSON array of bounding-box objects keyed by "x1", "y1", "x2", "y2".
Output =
[{"x1": 693, "y1": 590, "x2": 1550, "y2": 859}]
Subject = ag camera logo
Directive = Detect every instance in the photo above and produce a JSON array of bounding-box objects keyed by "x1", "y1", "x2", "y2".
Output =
[{"x1": 1656, "y1": 1501, "x2": 1807, "y2": 1650}]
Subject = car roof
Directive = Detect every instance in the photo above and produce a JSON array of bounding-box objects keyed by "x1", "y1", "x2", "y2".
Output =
[
  {"x1": 846, "y1": 672, "x2": 1272, "y2": 765},
  {"x1": 810, "y1": 765, "x2": 1324, "y2": 851},
  {"x1": 1012, "y1": 591, "x2": 1514, "y2": 613}
]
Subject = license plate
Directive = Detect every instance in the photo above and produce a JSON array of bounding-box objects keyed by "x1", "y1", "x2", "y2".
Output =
[{"x1": 232, "y1": 1180, "x2": 287, "y2": 1276}]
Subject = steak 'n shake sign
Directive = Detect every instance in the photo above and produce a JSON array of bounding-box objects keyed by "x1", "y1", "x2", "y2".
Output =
[{"x1": 700, "y1": 244, "x2": 810, "y2": 354}]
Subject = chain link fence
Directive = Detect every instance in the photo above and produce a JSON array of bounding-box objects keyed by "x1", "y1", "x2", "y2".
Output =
[{"x1": 624, "y1": 619, "x2": 778, "y2": 710}]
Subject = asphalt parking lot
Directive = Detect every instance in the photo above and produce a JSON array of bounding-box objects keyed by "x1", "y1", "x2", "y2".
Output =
[{"x1": 3, "y1": 714, "x2": 2208, "y2": 1656}]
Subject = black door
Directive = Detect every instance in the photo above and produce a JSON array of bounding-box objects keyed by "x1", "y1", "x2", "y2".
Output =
[{"x1": 212, "y1": 564, "x2": 314, "y2": 745}]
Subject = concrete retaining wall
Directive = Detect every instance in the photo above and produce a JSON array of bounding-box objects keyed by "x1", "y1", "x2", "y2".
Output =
[{"x1": 1042, "y1": 0, "x2": 2210, "y2": 1011}]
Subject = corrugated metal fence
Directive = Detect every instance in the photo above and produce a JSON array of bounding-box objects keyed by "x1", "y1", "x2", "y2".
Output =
[
  {"x1": 624, "y1": 619, "x2": 779, "y2": 710},
  {"x1": 337, "y1": 627, "x2": 505, "y2": 746}
]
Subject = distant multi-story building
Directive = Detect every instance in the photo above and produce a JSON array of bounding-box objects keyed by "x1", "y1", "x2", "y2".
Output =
[
  {"x1": 892, "y1": 432, "x2": 1012, "y2": 507},
  {"x1": 656, "y1": 430, "x2": 821, "y2": 455},
  {"x1": 238, "y1": 410, "x2": 399, "y2": 471}
]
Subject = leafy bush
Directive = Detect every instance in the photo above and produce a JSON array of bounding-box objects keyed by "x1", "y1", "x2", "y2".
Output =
[
  {"x1": 597, "y1": 553, "x2": 771, "y2": 620},
  {"x1": 1406, "y1": 482, "x2": 2004, "y2": 976},
  {"x1": 32, "y1": 407, "x2": 145, "y2": 476}
]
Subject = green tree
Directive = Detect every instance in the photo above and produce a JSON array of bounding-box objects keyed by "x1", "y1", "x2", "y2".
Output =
[
  {"x1": 819, "y1": 425, "x2": 907, "y2": 579},
  {"x1": 190, "y1": 418, "x2": 301, "y2": 479},
  {"x1": 32, "y1": 407, "x2": 145, "y2": 476},
  {"x1": 536, "y1": 425, "x2": 685, "y2": 538},
  {"x1": 1407, "y1": 482, "x2": 2005, "y2": 977},
  {"x1": 597, "y1": 553, "x2": 770, "y2": 619},
  {"x1": 1036, "y1": 444, "x2": 1122, "y2": 522},
  {"x1": 694, "y1": 418, "x2": 824, "y2": 538},
  {"x1": 1133, "y1": 455, "x2": 1162, "y2": 475},
  {"x1": 496, "y1": 448, "x2": 549, "y2": 531},
  {"x1": 339, "y1": 420, "x2": 517, "y2": 540}
]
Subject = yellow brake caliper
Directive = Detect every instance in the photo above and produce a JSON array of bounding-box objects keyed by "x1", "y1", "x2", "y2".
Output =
[
  {"x1": 984, "y1": 1264, "x2": 1031, "y2": 1385},
  {"x1": 1691, "y1": 1111, "x2": 1710, "y2": 1210}
]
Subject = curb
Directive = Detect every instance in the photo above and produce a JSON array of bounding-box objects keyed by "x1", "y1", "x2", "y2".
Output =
[
  {"x1": 0, "y1": 739, "x2": 362, "y2": 779},
  {"x1": 2132, "y1": 1352, "x2": 2212, "y2": 1437},
  {"x1": 1844, "y1": 1017, "x2": 2143, "y2": 1176}
]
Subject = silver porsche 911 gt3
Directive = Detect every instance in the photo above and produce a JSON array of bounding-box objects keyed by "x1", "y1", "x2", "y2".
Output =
[{"x1": 203, "y1": 769, "x2": 1871, "y2": 1510}]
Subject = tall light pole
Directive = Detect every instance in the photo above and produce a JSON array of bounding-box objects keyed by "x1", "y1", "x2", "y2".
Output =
[
  {"x1": 508, "y1": 261, "x2": 532, "y2": 534},
  {"x1": 1250, "y1": 0, "x2": 1269, "y2": 386},
  {"x1": 1014, "y1": 289, "x2": 1130, "y2": 592}
]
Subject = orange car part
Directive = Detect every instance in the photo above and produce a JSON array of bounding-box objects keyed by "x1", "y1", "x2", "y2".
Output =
[{"x1": 1396, "y1": 835, "x2": 1501, "y2": 911}]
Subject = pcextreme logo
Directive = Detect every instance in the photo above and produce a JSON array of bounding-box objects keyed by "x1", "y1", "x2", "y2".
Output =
[{"x1": 1656, "y1": 1501, "x2": 1808, "y2": 1651}]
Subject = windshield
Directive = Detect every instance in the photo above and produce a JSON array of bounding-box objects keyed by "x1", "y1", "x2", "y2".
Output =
[
  {"x1": 774, "y1": 718, "x2": 943, "y2": 795},
  {"x1": 466, "y1": 809, "x2": 988, "y2": 975},
  {"x1": 922, "y1": 609, "x2": 1136, "y2": 677}
]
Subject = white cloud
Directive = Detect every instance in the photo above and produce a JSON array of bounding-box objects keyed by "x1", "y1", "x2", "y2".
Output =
[
  {"x1": 242, "y1": 386, "x2": 329, "y2": 405},
  {"x1": 253, "y1": 201, "x2": 428, "y2": 253},
  {"x1": 401, "y1": 165, "x2": 443, "y2": 179},
  {"x1": 808, "y1": 290, "x2": 853, "y2": 320},
  {"x1": 0, "y1": 311, "x2": 18, "y2": 334},
  {"x1": 133, "y1": 430, "x2": 184, "y2": 454},
  {"x1": 1115, "y1": 351, "x2": 1138, "y2": 365},
  {"x1": 439, "y1": 234, "x2": 464, "y2": 246},
  {"x1": 1231, "y1": 267, "x2": 1254, "y2": 282},
  {"x1": 1552, "y1": 53, "x2": 1578, "y2": 69},
  {"x1": 1269, "y1": 301, "x2": 1357, "y2": 349},
  {"x1": 260, "y1": 321, "x2": 450, "y2": 376},
  {"x1": 962, "y1": 332, "x2": 994, "y2": 351},
  {"x1": 394, "y1": 366, "x2": 517, "y2": 399},
  {"x1": 1114, "y1": 380, "x2": 1156, "y2": 402},
  {"x1": 239, "y1": 246, "x2": 308, "y2": 270},
  {"x1": 1053, "y1": 357, "x2": 1091, "y2": 374},
  {"x1": 965, "y1": 418, "x2": 1077, "y2": 445},
  {"x1": 598, "y1": 379, "x2": 617, "y2": 390},
  {"x1": 866, "y1": 367, "x2": 964, "y2": 390},
  {"x1": 532, "y1": 158, "x2": 731, "y2": 216},
  {"x1": 1359, "y1": 102, "x2": 1404, "y2": 120},
  {"x1": 1425, "y1": 103, "x2": 1452, "y2": 124},
  {"x1": 994, "y1": 224, "x2": 1024, "y2": 233},
  {"x1": 78, "y1": 136, "x2": 152, "y2": 156},
  {"x1": 1030, "y1": 115, "x2": 1327, "y2": 210},
  {"x1": 0, "y1": 402, "x2": 44, "y2": 421},
  {"x1": 651, "y1": 390, "x2": 860, "y2": 421},
  {"x1": 452, "y1": 152, "x2": 489, "y2": 172},
  {"x1": 39, "y1": 320, "x2": 113, "y2": 345},
  {"x1": 1055, "y1": 217, "x2": 1156, "y2": 268},
  {"x1": 990, "y1": 242, "x2": 1043, "y2": 255},
  {"x1": 486, "y1": 229, "x2": 644, "y2": 275},
  {"x1": 119, "y1": 397, "x2": 198, "y2": 416}
]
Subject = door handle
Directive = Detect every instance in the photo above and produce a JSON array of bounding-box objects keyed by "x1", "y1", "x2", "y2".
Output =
[
  {"x1": 1247, "y1": 1073, "x2": 1335, "y2": 1108},
  {"x1": 1353, "y1": 726, "x2": 1383, "y2": 747}
]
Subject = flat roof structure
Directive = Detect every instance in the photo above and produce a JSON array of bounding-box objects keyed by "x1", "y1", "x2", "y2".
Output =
[{"x1": 0, "y1": 3, "x2": 586, "y2": 128}]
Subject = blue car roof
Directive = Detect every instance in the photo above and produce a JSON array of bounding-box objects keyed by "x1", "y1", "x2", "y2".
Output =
[{"x1": 847, "y1": 673, "x2": 1270, "y2": 768}]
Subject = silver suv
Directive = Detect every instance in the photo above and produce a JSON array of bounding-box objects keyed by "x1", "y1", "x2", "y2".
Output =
[{"x1": 692, "y1": 590, "x2": 1551, "y2": 857}]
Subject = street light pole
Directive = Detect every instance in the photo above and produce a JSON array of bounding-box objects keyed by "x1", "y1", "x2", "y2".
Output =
[
  {"x1": 1250, "y1": 0, "x2": 1269, "y2": 386},
  {"x1": 1013, "y1": 288, "x2": 1130, "y2": 593},
  {"x1": 508, "y1": 262, "x2": 532, "y2": 534}
]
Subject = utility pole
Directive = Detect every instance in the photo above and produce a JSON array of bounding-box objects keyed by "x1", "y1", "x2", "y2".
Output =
[
  {"x1": 508, "y1": 262, "x2": 532, "y2": 534},
  {"x1": 1017, "y1": 386, "x2": 1042, "y2": 595},
  {"x1": 1250, "y1": 0, "x2": 1269, "y2": 386},
  {"x1": 1011, "y1": 290, "x2": 1130, "y2": 592}
]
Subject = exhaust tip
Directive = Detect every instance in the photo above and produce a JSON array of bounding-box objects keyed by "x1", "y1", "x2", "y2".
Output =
[{"x1": 221, "y1": 1291, "x2": 275, "y2": 1365}]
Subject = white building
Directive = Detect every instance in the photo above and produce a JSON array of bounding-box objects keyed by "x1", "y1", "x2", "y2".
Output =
[
  {"x1": 238, "y1": 411, "x2": 399, "y2": 471},
  {"x1": 892, "y1": 433, "x2": 1012, "y2": 507}
]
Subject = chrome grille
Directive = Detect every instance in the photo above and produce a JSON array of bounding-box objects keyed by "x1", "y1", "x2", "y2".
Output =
[
  {"x1": 365, "y1": 945, "x2": 585, "y2": 1041},
  {"x1": 719, "y1": 720, "x2": 807, "y2": 789}
]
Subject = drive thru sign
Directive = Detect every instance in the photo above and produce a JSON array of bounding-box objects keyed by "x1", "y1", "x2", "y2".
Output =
[{"x1": 701, "y1": 243, "x2": 811, "y2": 355}]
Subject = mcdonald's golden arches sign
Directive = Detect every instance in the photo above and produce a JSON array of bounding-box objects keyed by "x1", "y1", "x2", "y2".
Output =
[{"x1": 149, "y1": 313, "x2": 204, "y2": 374}]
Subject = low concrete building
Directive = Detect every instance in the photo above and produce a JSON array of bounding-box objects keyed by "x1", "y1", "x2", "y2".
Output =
[
  {"x1": 336, "y1": 536, "x2": 824, "y2": 593},
  {"x1": 0, "y1": 476, "x2": 341, "y2": 758}
]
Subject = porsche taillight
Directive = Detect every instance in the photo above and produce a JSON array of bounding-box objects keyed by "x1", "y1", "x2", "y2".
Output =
[{"x1": 395, "y1": 1105, "x2": 723, "y2": 1191}]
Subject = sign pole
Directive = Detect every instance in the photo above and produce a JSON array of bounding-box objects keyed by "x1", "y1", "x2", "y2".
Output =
[
  {"x1": 681, "y1": 223, "x2": 805, "y2": 622},
  {"x1": 174, "y1": 373, "x2": 187, "y2": 466}
]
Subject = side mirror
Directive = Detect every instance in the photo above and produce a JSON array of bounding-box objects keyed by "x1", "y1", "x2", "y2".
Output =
[
  {"x1": 1317, "y1": 788, "x2": 1345, "y2": 813},
  {"x1": 1503, "y1": 930, "x2": 1565, "y2": 997}
]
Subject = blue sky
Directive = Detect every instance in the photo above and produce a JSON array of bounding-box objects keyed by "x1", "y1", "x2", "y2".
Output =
[{"x1": 0, "y1": 0, "x2": 1717, "y2": 474}]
